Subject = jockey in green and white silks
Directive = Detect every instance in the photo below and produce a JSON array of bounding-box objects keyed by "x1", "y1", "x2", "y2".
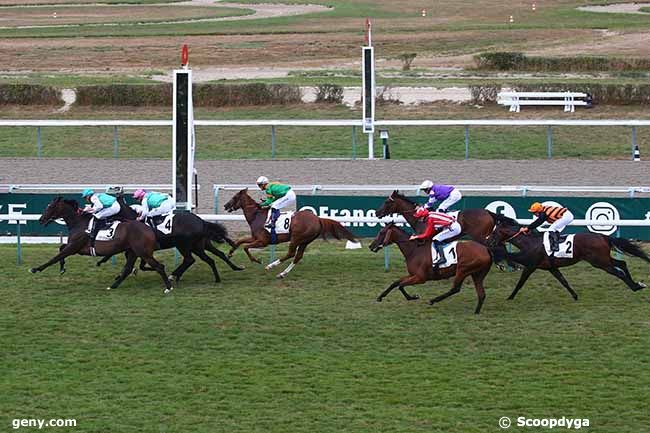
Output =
[
  {"x1": 133, "y1": 189, "x2": 175, "y2": 221},
  {"x1": 256, "y1": 176, "x2": 296, "y2": 229},
  {"x1": 81, "y1": 188, "x2": 119, "y2": 243}
]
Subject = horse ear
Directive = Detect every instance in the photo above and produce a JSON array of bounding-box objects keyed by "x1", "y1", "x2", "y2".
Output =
[{"x1": 392, "y1": 189, "x2": 398, "y2": 196}]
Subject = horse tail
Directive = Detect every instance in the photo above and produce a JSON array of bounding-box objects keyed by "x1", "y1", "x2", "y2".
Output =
[
  {"x1": 319, "y1": 218, "x2": 357, "y2": 242},
  {"x1": 205, "y1": 221, "x2": 229, "y2": 244},
  {"x1": 609, "y1": 237, "x2": 650, "y2": 263}
]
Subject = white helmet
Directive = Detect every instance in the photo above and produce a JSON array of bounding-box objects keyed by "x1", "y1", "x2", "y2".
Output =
[
  {"x1": 256, "y1": 176, "x2": 269, "y2": 185},
  {"x1": 419, "y1": 180, "x2": 434, "y2": 191}
]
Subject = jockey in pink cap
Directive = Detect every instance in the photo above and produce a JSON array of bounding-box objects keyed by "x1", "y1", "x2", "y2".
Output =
[{"x1": 133, "y1": 189, "x2": 175, "y2": 223}]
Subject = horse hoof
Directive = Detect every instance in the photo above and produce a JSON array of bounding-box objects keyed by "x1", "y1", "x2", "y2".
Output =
[
  {"x1": 410, "y1": 295, "x2": 420, "y2": 301},
  {"x1": 28, "y1": 268, "x2": 37, "y2": 274},
  {"x1": 106, "y1": 287, "x2": 112, "y2": 291},
  {"x1": 277, "y1": 273, "x2": 285, "y2": 279},
  {"x1": 638, "y1": 282, "x2": 647, "y2": 289},
  {"x1": 428, "y1": 300, "x2": 435, "y2": 306},
  {"x1": 376, "y1": 297, "x2": 383, "y2": 302},
  {"x1": 164, "y1": 287, "x2": 173, "y2": 294},
  {"x1": 265, "y1": 265, "x2": 272, "y2": 271},
  {"x1": 59, "y1": 269, "x2": 66, "y2": 275},
  {"x1": 233, "y1": 267, "x2": 245, "y2": 271}
]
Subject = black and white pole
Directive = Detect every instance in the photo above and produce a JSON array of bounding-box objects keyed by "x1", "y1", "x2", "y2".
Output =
[
  {"x1": 634, "y1": 144, "x2": 641, "y2": 161},
  {"x1": 632, "y1": 126, "x2": 641, "y2": 161},
  {"x1": 362, "y1": 18, "x2": 375, "y2": 159},
  {"x1": 380, "y1": 129, "x2": 390, "y2": 159},
  {"x1": 173, "y1": 44, "x2": 195, "y2": 212}
]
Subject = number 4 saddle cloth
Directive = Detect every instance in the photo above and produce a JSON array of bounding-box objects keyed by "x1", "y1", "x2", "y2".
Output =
[
  {"x1": 265, "y1": 211, "x2": 293, "y2": 234},
  {"x1": 431, "y1": 241, "x2": 459, "y2": 269},
  {"x1": 543, "y1": 232, "x2": 575, "y2": 258}
]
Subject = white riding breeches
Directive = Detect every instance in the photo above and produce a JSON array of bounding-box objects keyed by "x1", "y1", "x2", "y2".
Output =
[
  {"x1": 437, "y1": 188, "x2": 462, "y2": 211},
  {"x1": 148, "y1": 198, "x2": 176, "y2": 218},
  {"x1": 94, "y1": 201, "x2": 120, "y2": 220},
  {"x1": 548, "y1": 210, "x2": 573, "y2": 232},
  {"x1": 433, "y1": 221, "x2": 462, "y2": 243},
  {"x1": 271, "y1": 189, "x2": 296, "y2": 210}
]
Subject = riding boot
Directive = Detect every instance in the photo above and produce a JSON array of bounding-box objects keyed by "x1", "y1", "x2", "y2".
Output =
[
  {"x1": 266, "y1": 208, "x2": 280, "y2": 229},
  {"x1": 89, "y1": 218, "x2": 102, "y2": 248},
  {"x1": 551, "y1": 231, "x2": 561, "y2": 253},
  {"x1": 432, "y1": 240, "x2": 447, "y2": 267}
]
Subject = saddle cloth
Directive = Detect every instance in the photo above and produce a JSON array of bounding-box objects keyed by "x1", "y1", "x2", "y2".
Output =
[
  {"x1": 96, "y1": 221, "x2": 120, "y2": 241},
  {"x1": 543, "y1": 232, "x2": 575, "y2": 258},
  {"x1": 431, "y1": 241, "x2": 459, "y2": 269},
  {"x1": 265, "y1": 211, "x2": 293, "y2": 234},
  {"x1": 154, "y1": 214, "x2": 174, "y2": 235}
]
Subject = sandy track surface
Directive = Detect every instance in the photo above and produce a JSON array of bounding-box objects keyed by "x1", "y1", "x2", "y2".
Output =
[
  {"x1": 578, "y1": 3, "x2": 650, "y2": 14},
  {"x1": 2, "y1": 159, "x2": 648, "y2": 216}
]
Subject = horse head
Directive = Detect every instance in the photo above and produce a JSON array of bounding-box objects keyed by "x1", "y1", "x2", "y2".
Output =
[
  {"x1": 376, "y1": 190, "x2": 416, "y2": 218},
  {"x1": 224, "y1": 188, "x2": 250, "y2": 213},
  {"x1": 486, "y1": 214, "x2": 520, "y2": 248},
  {"x1": 39, "y1": 197, "x2": 76, "y2": 226},
  {"x1": 369, "y1": 223, "x2": 398, "y2": 252}
]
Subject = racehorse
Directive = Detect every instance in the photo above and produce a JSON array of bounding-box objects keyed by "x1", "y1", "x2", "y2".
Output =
[
  {"x1": 88, "y1": 195, "x2": 244, "y2": 283},
  {"x1": 369, "y1": 224, "x2": 493, "y2": 314},
  {"x1": 487, "y1": 214, "x2": 649, "y2": 300},
  {"x1": 224, "y1": 188, "x2": 358, "y2": 278},
  {"x1": 29, "y1": 197, "x2": 173, "y2": 293},
  {"x1": 375, "y1": 190, "x2": 499, "y2": 242}
]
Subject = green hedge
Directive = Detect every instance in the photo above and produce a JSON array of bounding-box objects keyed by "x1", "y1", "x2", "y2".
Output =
[
  {"x1": 474, "y1": 52, "x2": 650, "y2": 72},
  {"x1": 470, "y1": 83, "x2": 650, "y2": 105},
  {"x1": 0, "y1": 84, "x2": 61, "y2": 105},
  {"x1": 76, "y1": 83, "x2": 302, "y2": 107}
]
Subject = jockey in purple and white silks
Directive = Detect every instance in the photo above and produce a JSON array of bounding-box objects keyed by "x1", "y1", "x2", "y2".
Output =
[{"x1": 419, "y1": 180, "x2": 462, "y2": 213}]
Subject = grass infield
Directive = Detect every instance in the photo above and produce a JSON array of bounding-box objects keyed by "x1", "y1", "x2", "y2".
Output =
[{"x1": 2, "y1": 242, "x2": 649, "y2": 432}]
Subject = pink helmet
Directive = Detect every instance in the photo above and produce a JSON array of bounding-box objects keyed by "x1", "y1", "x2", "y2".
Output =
[{"x1": 133, "y1": 189, "x2": 146, "y2": 200}]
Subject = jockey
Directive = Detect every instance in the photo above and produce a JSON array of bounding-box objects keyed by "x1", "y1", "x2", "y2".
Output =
[
  {"x1": 419, "y1": 180, "x2": 462, "y2": 212},
  {"x1": 409, "y1": 207, "x2": 462, "y2": 267},
  {"x1": 519, "y1": 202, "x2": 574, "y2": 255},
  {"x1": 81, "y1": 188, "x2": 120, "y2": 245},
  {"x1": 133, "y1": 189, "x2": 175, "y2": 224},
  {"x1": 256, "y1": 176, "x2": 296, "y2": 230}
]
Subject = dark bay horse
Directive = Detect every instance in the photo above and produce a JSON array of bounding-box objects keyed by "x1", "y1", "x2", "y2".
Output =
[
  {"x1": 369, "y1": 224, "x2": 493, "y2": 314},
  {"x1": 224, "y1": 188, "x2": 358, "y2": 278},
  {"x1": 375, "y1": 190, "x2": 497, "y2": 242},
  {"x1": 30, "y1": 197, "x2": 172, "y2": 293},
  {"x1": 487, "y1": 214, "x2": 649, "y2": 300},
  {"x1": 90, "y1": 195, "x2": 243, "y2": 283}
]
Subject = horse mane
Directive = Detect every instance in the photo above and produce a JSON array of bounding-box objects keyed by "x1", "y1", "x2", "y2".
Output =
[
  {"x1": 392, "y1": 190, "x2": 417, "y2": 207},
  {"x1": 490, "y1": 211, "x2": 520, "y2": 227},
  {"x1": 63, "y1": 198, "x2": 80, "y2": 209}
]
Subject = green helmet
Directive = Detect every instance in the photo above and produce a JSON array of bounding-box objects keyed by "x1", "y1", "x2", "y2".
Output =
[{"x1": 81, "y1": 188, "x2": 94, "y2": 198}]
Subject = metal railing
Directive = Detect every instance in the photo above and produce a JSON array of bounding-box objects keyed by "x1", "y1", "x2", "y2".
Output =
[
  {"x1": 212, "y1": 184, "x2": 650, "y2": 211},
  {"x1": 1, "y1": 119, "x2": 648, "y2": 160}
]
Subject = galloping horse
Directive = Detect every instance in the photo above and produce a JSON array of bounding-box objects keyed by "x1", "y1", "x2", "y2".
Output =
[
  {"x1": 89, "y1": 195, "x2": 243, "y2": 283},
  {"x1": 369, "y1": 224, "x2": 493, "y2": 314},
  {"x1": 376, "y1": 190, "x2": 498, "y2": 241},
  {"x1": 30, "y1": 197, "x2": 173, "y2": 293},
  {"x1": 487, "y1": 214, "x2": 649, "y2": 300},
  {"x1": 224, "y1": 188, "x2": 358, "y2": 278}
]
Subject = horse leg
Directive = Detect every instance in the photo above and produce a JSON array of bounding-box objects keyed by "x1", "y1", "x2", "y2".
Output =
[
  {"x1": 205, "y1": 240, "x2": 244, "y2": 271},
  {"x1": 428, "y1": 274, "x2": 465, "y2": 306},
  {"x1": 142, "y1": 255, "x2": 173, "y2": 294},
  {"x1": 193, "y1": 247, "x2": 221, "y2": 283},
  {"x1": 242, "y1": 239, "x2": 266, "y2": 264},
  {"x1": 378, "y1": 275, "x2": 423, "y2": 302},
  {"x1": 29, "y1": 240, "x2": 84, "y2": 273},
  {"x1": 96, "y1": 255, "x2": 112, "y2": 267},
  {"x1": 58, "y1": 244, "x2": 67, "y2": 274},
  {"x1": 267, "y1": 242, "x2": 298, "y2": 271},
  {"x1": 276, "y1": 243, "x2": 303, "y2": 279},
  {"x1": 108, "y1": 251, "x2": 137, "y2": 290},
  {"x1": 548, "y1": 268, "x2": 578, "y2": 300},
  {"x1": 170, "y1": 247, "x2": 195, "y2": 282},
  {"x1": 507, "y1": 266, "x2": 537, "y2": 300},
  {"x1": 470, "y1": 268, "x2": 489, "y2": 314},
  {"x1": 594, "y1": 259, "x2": 645, "y2": 291},
  {"x1": 228, "y1": 236, "x2": 254, "y2": 258},
  {"x1": 613, "y1": 258, "x2": 646, "y2": 290}
]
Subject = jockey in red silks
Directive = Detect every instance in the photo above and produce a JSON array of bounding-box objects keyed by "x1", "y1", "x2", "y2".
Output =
[{"x1": 409, "y1": 207, "x2": 462, "y2": 267}]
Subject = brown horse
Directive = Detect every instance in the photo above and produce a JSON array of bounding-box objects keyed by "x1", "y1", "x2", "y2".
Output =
[
  {"x1": 375, "y1": 190, "x2": 497, "y2": 242},
  {"x1": 369, "y1": 224, "x2": 493, "y2": 314},
  {"x1": 224, "y1": 188, "x2": 358, "y2": 278},
  {"x1": 487, "y1": 214, "x2": 649, "y2": 300},
  {"x1": 29, "y1": 197, "x2": 173, "y2": 293}
]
